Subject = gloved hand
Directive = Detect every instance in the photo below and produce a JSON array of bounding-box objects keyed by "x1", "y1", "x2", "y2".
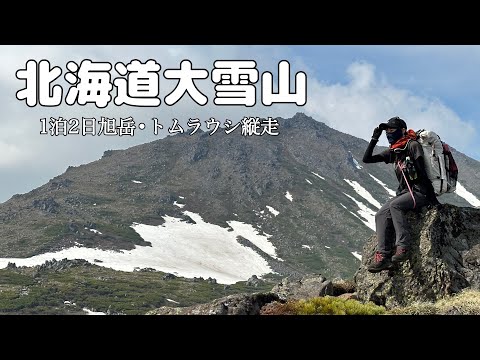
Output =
[{"x1": 372, "y1": 127, "x2": 383, "y2": 141}]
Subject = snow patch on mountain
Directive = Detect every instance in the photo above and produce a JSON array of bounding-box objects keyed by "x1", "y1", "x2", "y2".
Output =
[
  {"x1": 369, "y1": 174, "x2": 396, "y2": 197},
  {"x1": 344, "y1": 179, "x2": 381, "y2": 209},
  {"x1": 343, "y1": 193, "x2": 376, "y2": 231},
  {"x1": 285, "y1": 191, "x2": 293, "y2": 201},
  {"x1": 455, "y1": 181, "x2": 480, "y2": 207},
  {"x1": 0, "y1": 211, "x2": 278, "y2": 284},
  {"x1": 311, "y1": 172, "x2": 325, "y2": 180},
  {"x1": 266, "y1": 205, "x2": 279, "y2": 216}
]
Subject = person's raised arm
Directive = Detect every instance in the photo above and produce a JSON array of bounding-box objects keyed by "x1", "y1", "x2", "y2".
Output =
[{"x1": 363, "y1": 127, "x2": 387, "y2": 163}]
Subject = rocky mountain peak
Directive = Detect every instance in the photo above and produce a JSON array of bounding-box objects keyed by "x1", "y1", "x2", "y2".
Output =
[{"x1": 278, "y1": 112, "x2": 324, "y2": 130}]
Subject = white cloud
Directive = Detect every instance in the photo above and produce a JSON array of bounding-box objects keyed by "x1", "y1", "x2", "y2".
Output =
[
  {"x1": 304, "y1": 61, "x2": 477, "y2": 153},
  {"x1": 0, "y1": 140, "x2": 31, "y2": 167},
  {"x1": 348, "y1": 62, "x2": 376, "y2": 90}
]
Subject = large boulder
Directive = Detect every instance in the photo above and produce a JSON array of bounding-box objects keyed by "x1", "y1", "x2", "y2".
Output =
[
  {"x1": 355, "y1": 204, "x2": 480, "y2": 309},
  {"x1": 270, "y1": 274, "x2": 334, "y2": 301}
]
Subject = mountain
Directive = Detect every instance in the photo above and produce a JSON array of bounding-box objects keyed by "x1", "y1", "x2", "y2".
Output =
[{"x1": 1, "y1": 112, "x2": 479, "y2": 282}]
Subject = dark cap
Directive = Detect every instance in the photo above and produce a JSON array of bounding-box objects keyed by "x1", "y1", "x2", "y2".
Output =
[{"x1": 379, "y1": 116, "x2": 407, "y2": 130}]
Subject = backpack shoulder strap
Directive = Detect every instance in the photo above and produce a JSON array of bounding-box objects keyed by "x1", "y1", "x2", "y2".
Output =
[{"x1": 408, "y1": 139, "x2": 425, "y2": 158}]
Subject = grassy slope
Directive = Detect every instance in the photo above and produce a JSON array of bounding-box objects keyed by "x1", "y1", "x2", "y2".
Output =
[{"x1": 0, "y1": 263, "x2": 278, "y2": 315}]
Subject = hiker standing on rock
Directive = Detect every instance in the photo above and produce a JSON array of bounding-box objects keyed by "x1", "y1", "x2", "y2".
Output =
[{"x1": 362, "y1": 117, "x2": 440, "y2": 273}]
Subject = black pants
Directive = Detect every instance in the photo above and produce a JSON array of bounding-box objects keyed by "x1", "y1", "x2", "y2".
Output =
[{"x1": 375, "y1": 191, "x2": 429, "y2": 256}]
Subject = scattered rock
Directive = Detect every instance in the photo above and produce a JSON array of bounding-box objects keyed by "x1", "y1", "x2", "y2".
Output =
[
  {"x1": 49, "y1": 178, "x2": 73, "y2": 190},
  {"x1": 246, "y1": 275, "x2": 264, "y2": 287},
  {"x1": 68, "y1": 222, "x2": 78, "y2": 233},
  {"x1": 34, "y1": 258, "x2": 92, "y2": 273},
  {"x1": 158, "y1": 194, "x2": 176, "y2": 204},
  {"x1": 337, "y1": 293, "x2": 359, "y2": 301},
  {"x1": 180, "y1": 214, "x2": 196, "y2": 224},
  {"x1": 271, "y1": 274, "x2": 334, "y2": 301},
  {"x1": 33, "y1": 197, "x2": 59, "y2": 213},
  {"x1": 147, "y1": 292, "x2": 279, "y2": 315},
  {"x1": 332, "y1": 279, "x2": 356, "y2": 296}
]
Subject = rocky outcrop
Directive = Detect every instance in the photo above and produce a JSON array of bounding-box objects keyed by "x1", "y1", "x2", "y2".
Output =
[
  {"x1": 271, "y1": 274, "x2": 335, "y2": 301},
  {"x1": 33, "y1": 197, "x2": 59, "y2": 213},
  {"x1": 33, "y1": 258, "x2": 92, "y2": 274},
  {"x1": 246, "y1": 275, "x2": 263, "y2": 287},
  {"x1": 355, "y1": 204, "x2": 480, "y2": 309},
  {"x1": 147, "y1": 275, "x2": 354, "y2": 315},
  {"x1": 147, "y1": 293, "x2": 279, "y2": 315},
  {"x1": 162, "y1": 273, "x2": 176, "y2": 280}
]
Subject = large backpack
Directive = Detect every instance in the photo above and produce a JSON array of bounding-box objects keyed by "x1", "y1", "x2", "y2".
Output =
[{"x1": 415, "y1": 129, "x2": 458, "y2": 196}]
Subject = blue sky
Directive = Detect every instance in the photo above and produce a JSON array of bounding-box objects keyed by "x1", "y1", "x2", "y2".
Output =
[
  {"x1": 296, "y1": 45, "x2": 480, "y2": 122},
  {"x1": 1, "y1": 45, "x2": 479, "y2": 203}
]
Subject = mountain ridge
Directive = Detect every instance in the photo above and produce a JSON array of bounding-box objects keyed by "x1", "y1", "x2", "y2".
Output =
[{"x1": 0, "y1": 112, "x2": 478, "y2": 281}]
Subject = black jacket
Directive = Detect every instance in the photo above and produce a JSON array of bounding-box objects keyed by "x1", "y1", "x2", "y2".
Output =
[{"x1": 363, "y1": 138, "x2": 439, "y2": 204}]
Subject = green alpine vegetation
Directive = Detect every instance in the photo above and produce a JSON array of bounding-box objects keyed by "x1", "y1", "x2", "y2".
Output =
[{"x1": 0, "y1": 262, "x2": 277, "y2": 315}]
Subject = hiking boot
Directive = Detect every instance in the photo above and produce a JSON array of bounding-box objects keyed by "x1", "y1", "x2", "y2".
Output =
[
  {"x1": 391, "y1": 247, "x2": 409, "y2": 263},
  {"x1": 367, "y1": 252, "x2": 393, "y2": 273}
]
